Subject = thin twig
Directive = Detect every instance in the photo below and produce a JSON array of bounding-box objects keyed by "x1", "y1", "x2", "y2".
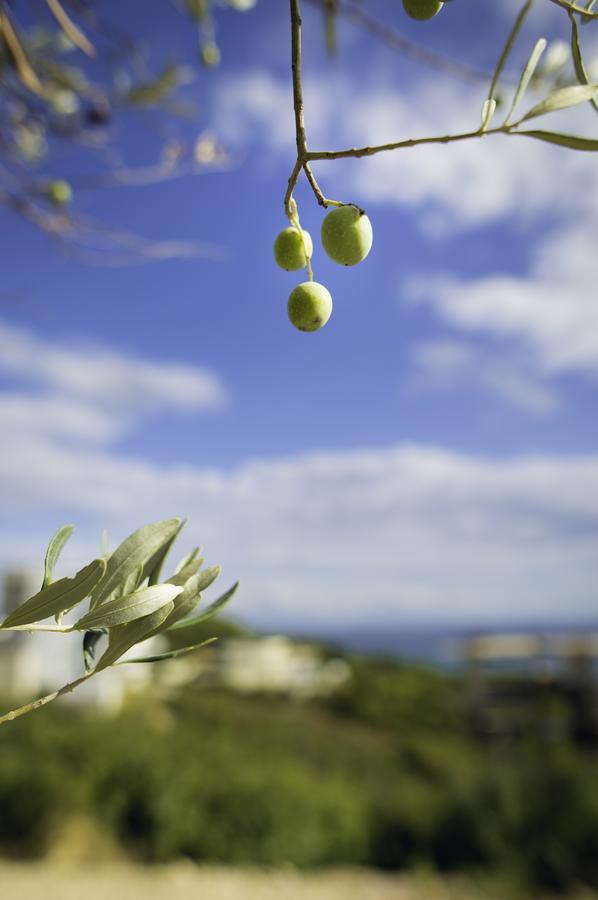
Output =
[
  {"x1": 306, "y1": 126, "x2": 507, "y2": 162},
  {"x1": 287, "y1": 0, "x2": 331, "y2": 213},
  {"x1": 284, "y1": 157, "x2": 302, "y2": 217},
  {"x1": 0, "y1": 673, "x2": 92, "y2": 725},
  {"x1": 0, "y1": 9, "x2": 46, "y2": 97},
  {"x1": 46, "y1": 0, "x2": 95, "y2": 57},
  {"x1": 290, "y1": 0, "x2": 308, "y2": 160}
]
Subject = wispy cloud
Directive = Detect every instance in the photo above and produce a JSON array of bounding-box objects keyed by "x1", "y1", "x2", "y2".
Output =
[
  {"x1": 210, "y1": 67, "x2": 598, "y2": 231},
  {"x1": 405, "y1": 223, "x2": 598, "y2": 379},
  {"x1": 408, "y1": 339, "x2": 560, "y2": 415},
  {"x1": 0, "y1": 318, "x2": 228, "y2": 444},
  {"x1": 1, "y1": 428, "x2": 597, "y2": 627}
]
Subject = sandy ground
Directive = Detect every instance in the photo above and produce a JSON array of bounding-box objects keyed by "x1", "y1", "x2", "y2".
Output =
[
  {"x1": 2, "y1": 863, "x2": 598, "y2": 900},
  {"x1": 0, "y1": 863, "x2": 489, "y2": 900}
]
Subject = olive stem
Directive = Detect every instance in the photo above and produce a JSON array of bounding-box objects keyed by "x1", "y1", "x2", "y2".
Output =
[
  {"x1": 287, "y1": 197, "x2": 314, "y2": 281},
  {"x1": 0, "y1": 672, "x2": 94, "y2": 726}
]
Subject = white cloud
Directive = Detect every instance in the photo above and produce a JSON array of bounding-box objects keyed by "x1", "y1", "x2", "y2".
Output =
[
  {"x1": 0, "y1": 394, "x2": 125, "y2": 443},
  {"x1": 405, "y1": 223, "x2": 598, "y2": 377},
  {"x1": 1, "y1": 432, "x2": 597, "y2": 628},
  {"x1": 0, "y1": 318, "x2": 228, "y2": 448},
  {"x1": 0, "y1": 319, "x2": 227, "y2": 417},
  {"x1": 214, "y1": 70, "x2": 294, "y2": 152},
  {"x1": 409, "y1": 338, "x2": 560, "y2": 414},
  {"x1": 211, "y1": 67, "x2": 598, "y2": 230}
]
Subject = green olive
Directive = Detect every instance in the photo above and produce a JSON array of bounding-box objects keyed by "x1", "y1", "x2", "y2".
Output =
[
  {"x1": 321, "y1": 205, "x2": 372, "y2": 266},
  {"x1": 287, "y1": 282, "x2": 332, "y2": 332},
  {"x1": 274, "y1": 227, "x2": 313, "y2": 271},
  {"x1": 403, "y1": 0, "x2": 444, "y2": 21}
]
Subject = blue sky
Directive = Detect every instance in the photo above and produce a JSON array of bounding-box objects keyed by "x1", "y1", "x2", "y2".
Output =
[{"x1": 1, "y1": 0, "x2": 597, "y2": 631}]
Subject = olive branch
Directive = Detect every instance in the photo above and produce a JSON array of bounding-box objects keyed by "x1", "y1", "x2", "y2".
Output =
[
  {"x1": 284, "y1": 0, "x2": 598, "y2": 225},
  {"x1": 0, "y1": 518, "x2": 238, "y2": 725}
]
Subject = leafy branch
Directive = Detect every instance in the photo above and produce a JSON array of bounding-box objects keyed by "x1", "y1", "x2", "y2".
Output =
[
  {"x1": 284, "y1": 0, "x2": 598, "y2": 220},
  {"x1": 0, "y1": 518, "x2": 238, "y2": 725}
]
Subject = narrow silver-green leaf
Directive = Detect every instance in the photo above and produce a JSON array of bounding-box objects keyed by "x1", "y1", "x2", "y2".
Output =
[
  {"x1": 94, "y1": 602, "x2": 175, "y2": 672},
  {"x1": 504, "y1": 38, "x2": 546, "y2": 124},
  {"x1": 194, "y1": 564, "x2": 221, "y2": 593},
  {"x1": 164, "y1": 571, "x2": 205, "y2": 626},
  {"x1": 117, "y1": 637, "x2": 217, "y2": 665},
  {"x1": 121, "y1": 564, "x2": 145, "y2": 597},
  {"x1": 144, "y1": 572, "x2": 204, "y2": 637},
  {"x1": 488, "y1": 0, "x2": 534, "y2": 101},
  {"x1": 90, "y1": 518, "x2": 181, "y2": 608},
  {"x1": 167, "y1": 558, "x2": 204, "y2": 588},
  {"x1": 517, "y1": 129, "x2": 598, "y2": 150},
  {"x1": 480, "y1": 98, "x2": 496, "y2": 132},
  {"x1": 1, "y1": 559, "x2": 106, "y2": 628},
  {"x1": 42, "y1": 524, "x2": 74, "y2": 589},
  {"x1": 518, "y1": 84, "x2": 598, "y2": 122},
  {"x1": 167, "y1": 581, "x2": 239, "y2": 632},
  {"x1": 143, "y1": 518, "x2": 186, "y2": 586},
  {"x1": 174, "y1": 546, "x2": 202, "y2": 575},
  {"x1": 74, "y1": 583, "x2": 182, "y2": 630},
  {"x1": 569, "y1": 13, "x2": 598, "y2": 114}
]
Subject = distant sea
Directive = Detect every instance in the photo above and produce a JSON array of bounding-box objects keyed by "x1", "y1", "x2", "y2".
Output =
[{"x1": 283, "y1": 622, "x2": 598, "y2": 670}]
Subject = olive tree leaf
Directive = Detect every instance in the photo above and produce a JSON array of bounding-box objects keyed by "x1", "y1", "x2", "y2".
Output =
[
  {"x1": 488, "y1": 0, "x2": 534, "y2": 102},
  {"x1": 517, "y1": 84, "x2": 598, "y2": 122},
  {"x1": 73, "y1": 583, "x2": 183, "y2": 630},
  {"x1": 516, "y1": 129, "x2": 598, "y2": 150},
  {"x1": 93, "y1": 602, "x2": 175, "y2": 672},
  {"x1": 42, "y1": 524, "x2": 74, "y2": 589},
  {"x1": 194, "y1": 565, "x2": 221, "y2": 592},
  {"x1": 121, "y1": 564, "x2": 145, "y2": 597},
  {"x1": 163, "y1": 572, "x2": 204, "y2": 627},
  {"x1": 90, "y1": 518, "x2": 182, "y2": 609},
  {"x1": 145, "y1": 566, "x2": 215, "y2": 637},
  {"x1": 1, "y1": 559, "x2": 106, "y2": 628},
  {"x1": 504, "y1": 37, "x2": 546, "y2": 124},
  {"x1": 173, "y1": 546, "x2": 202, "y2": 575},
  {"x1": 142, "y1": 518, "x2": 186, "y2": 586},
  {"x1": 168, "y1": 558, "x2": 204, "y2": 587},
  {"x1": 480, "y1": 98, "x2": 496, "y2": 133},
  {"x1": 167, "y1": 581, "x2": 239, "y2": 632},
  {"x1": 569, "y1": 13, "x2": 598, "y2": 114},
  {"x1": 116, "y1": 637, "x2": 217, "y2": 665}
]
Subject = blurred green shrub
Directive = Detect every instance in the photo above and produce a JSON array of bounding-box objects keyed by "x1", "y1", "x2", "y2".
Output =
[{"x1": 1, "y1": 659, "x2": 598, "y2": 892}]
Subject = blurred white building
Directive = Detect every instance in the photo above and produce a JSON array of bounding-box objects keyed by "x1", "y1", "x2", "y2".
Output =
[
  {"x1": 212, "y1": 636, "x2": 350, "y2": 697},
  {"x1": 157, "y1": 634, "x2": 351, "y2": 699}
]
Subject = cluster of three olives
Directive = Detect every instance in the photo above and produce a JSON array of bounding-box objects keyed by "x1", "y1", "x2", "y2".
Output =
[{"x1": 275, "y1": 205, "x2": 373, "y2": 333}]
